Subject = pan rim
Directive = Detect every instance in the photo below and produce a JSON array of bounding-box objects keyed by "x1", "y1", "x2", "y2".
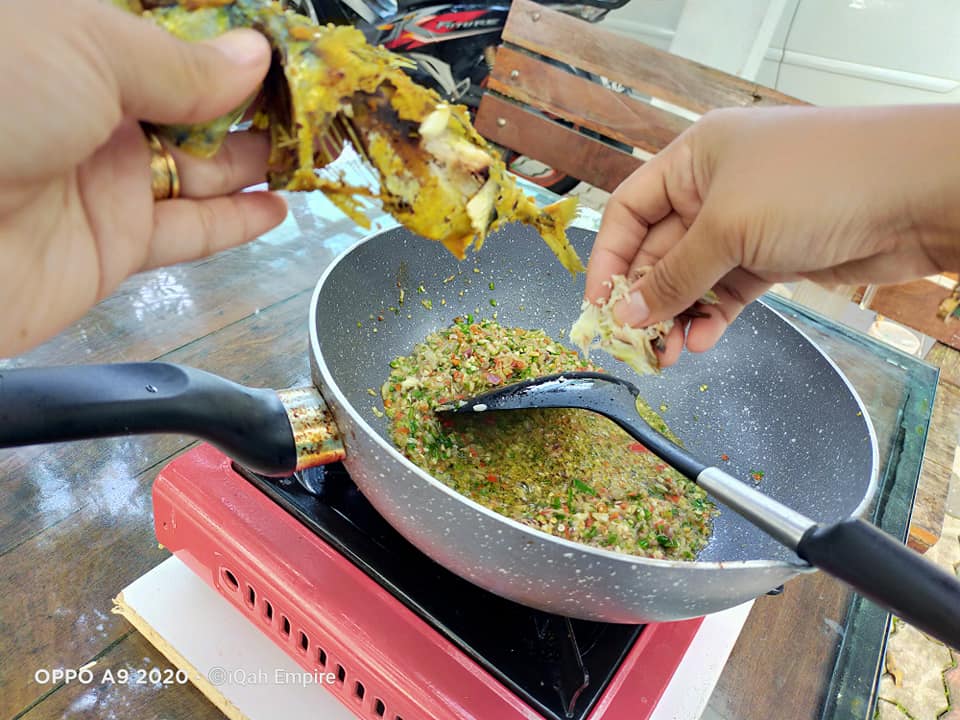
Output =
[{"x1": 309, "y1": 224, "x2": 878, "y2": 573}]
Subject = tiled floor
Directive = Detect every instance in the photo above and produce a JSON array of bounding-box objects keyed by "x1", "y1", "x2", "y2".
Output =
[{"x1": 876, "y1": 513, "x2": 960, "y2": 719}]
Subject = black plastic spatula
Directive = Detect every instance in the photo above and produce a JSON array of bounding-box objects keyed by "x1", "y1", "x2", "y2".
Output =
[{"x1": 436, "y1": 371, "x2": 960, "y2": 649}]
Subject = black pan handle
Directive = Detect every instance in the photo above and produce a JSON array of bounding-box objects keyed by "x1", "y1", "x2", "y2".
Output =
[
  {"x1": 797, "y1": 518, "x2": 960, "y2": 649},
  {"x1": 697, "y1": 465, "x2": 960, "y2": 649},
  {"x1": 0, "y1": 363, "x2": 301, "y2": 476}
]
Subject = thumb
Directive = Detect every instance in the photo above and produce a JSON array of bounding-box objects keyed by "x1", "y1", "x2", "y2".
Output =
[
  {"x1": 90, "y1": 2, "x2": 272, "y2": 125},
  {"x1": 614, "y1": 215, "x2": 735, "y2": 327}
]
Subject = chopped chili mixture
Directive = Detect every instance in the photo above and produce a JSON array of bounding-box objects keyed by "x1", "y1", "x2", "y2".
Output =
[{"x1": 381, "y1": 319, "x2": 716, "y2": 560}]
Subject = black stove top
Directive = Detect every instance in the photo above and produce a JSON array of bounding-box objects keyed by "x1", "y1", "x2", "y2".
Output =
[{"x1": 236, "y1": 462, "x2": 645, "y2": 720}]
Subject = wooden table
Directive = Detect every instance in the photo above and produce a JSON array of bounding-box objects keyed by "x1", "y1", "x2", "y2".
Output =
[{"x1": 0, "y1": 188, "x2": 954, "y2": 720}]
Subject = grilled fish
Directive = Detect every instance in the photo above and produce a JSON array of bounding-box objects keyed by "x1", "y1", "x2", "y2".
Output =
[{"x1": 118, "y1": 0, "x2": 584, "y2": 273}]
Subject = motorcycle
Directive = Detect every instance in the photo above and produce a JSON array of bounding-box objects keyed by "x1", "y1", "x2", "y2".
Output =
[{"x1": 285, "y1": 0, "x2": 631, "y2": 194}]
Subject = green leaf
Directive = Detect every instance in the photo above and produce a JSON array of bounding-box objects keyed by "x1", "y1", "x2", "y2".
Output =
[
  {"x1": 573, "y1": 479, "x2": 597, "y2": 495},
  {"x1": 656, "y1": 534, "x2": 676, "y2": 548}
]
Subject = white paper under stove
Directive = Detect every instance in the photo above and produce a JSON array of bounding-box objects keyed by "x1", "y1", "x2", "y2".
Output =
[{"x1": 114, "y1": 557, "x2": 752, "y2": 720}]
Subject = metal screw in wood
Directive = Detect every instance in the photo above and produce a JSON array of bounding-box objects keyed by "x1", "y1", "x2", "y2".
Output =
[
  {"x1": 510, "y1": 70, "x2": 520, "y2": 80},
  {"x1": 497, "y1": 118, "x2": 507, "y2": 127},
  {"x1": 531, "y1": 11, "x2": 541, "y2": 20}
]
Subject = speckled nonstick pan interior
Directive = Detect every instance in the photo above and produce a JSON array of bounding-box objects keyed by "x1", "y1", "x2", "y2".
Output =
[{"x1": 309, "y1": 222, "x2": 881, "y2": 623}]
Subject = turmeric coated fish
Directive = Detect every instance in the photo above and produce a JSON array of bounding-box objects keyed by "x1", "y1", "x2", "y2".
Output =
[{"x1": 117, "y1": 0, "x2": 584, "y2": 273}]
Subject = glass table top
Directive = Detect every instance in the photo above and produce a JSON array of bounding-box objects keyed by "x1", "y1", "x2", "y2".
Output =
[{"x1": 758, "y1": 294, "x2": 937, "y2": 719}]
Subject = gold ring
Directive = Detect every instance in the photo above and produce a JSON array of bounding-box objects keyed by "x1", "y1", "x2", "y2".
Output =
[{"x1": 146, "y1": 132, "x2": 181, "y2": 201}]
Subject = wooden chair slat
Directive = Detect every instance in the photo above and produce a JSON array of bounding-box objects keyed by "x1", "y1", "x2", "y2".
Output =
[
  {"x1": 475, "y1": 95, "x2": 642, "y2": 192},
  {"x1": 501, "y1": 0, "x2": 807, "y2": 117},
  {"x1": 488, "y1": 47, "x2": 691, "y2": 155}
]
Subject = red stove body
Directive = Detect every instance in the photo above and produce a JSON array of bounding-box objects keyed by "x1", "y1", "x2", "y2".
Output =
[{"x1": 153, "y1": 444, "x2": 703, "y2": 720}]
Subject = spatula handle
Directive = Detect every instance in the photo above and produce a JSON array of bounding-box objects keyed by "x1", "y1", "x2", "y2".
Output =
[
  {"x1": 695, "y1": 466, "x2": 814, "y2": 548},
  {"x1": 797, "y1": 518, "x2": 960, "y2": 650},
  {"x1": 697, "y1": 465, "x2": 960, "y2": 649}
]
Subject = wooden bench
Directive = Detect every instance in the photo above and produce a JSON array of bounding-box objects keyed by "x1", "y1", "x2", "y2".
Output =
[{"x1": 475, "y1": 0, "x2": 806, "y2": 193}]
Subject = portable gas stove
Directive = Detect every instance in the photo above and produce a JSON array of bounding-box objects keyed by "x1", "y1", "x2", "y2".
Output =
[{"x1": 153, "y1": 443, "x2": 709, "y2": 720}]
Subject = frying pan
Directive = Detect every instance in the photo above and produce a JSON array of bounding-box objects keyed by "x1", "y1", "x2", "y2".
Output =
[{"x1": 0, "y1": 223, "x2": 954, "y2": 638}]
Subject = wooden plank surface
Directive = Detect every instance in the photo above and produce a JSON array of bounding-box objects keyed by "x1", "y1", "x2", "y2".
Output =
[
  {"x1": 867, "y1": 279, "x2": 960, "y2": 351},
  {"x1": 488, "y1": 46, "x2": 691, "y2": 155},
  {"x1": 906, "y1": 380, "x2": 960, "y2": 552},
  {"x1": 0, "y1": 292, "x2": 314, "y2": 717},
  {"x1": 927, "y1": 341, "x2": 960, "y2": 388},
  {"x1": 17, "y1": 631, "x2": 222, "y2": 720},
  {"x1": 707, "y1": 572, "x2": 852, "y2": 720},
  {"x1": 0, "y1": 192, "x2": 365, "y2": 554},
  {"x1": 475, "y1": 94, "x2": 642, "y2": 192},
  {"x1": 0, "y1": 198, "x2": 365, "y2": 371},
  {"x1": 502, "y1": 0, "x2": 807, "y2": 117}
]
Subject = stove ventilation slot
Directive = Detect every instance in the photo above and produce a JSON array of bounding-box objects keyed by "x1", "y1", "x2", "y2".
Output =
[
  {"x1": 221, "y1": 568, "x2": 239, "y2": 590},
  {"x1": 216, "y1": 565, "x2": 406, "y2": 720}
]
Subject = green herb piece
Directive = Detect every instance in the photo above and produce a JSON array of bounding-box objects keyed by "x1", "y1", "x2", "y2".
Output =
[
  {"x1": 656, "y1": 534, "x2": 676, "y2": 548},
  {"x1": 572, "y1": 479, "x2": 597, "y2": 495}
]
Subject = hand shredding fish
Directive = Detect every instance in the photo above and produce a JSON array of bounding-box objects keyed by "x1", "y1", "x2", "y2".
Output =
[
  {"x1": 570, "y1": 271, "x2": 719, "y2": 376},
  {"x1": 115, "y1": 0, "x2": 583, "y2": 273}
]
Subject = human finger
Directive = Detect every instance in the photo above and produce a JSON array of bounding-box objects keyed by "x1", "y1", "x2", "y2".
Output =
[
  {"x1": 624, "y1": 212, "x2": 688, "y2": 283},
  {"x1": 584, "y1": 152, "x2": 679, "y2": 303},
  {"x1": 144, "y1": 191, "x2": 288, "y2": 270},
  {"x1": 656, "y1": 321, "x2": 686, "y2": 368},
  {"x1": 614, "y1": 210, "x2": 736, "y2": 328},
  {"x1": 166, "y1": 131, "x2": 271, "y2": 199},
  {"x1": 85, "y1": 2, "x2": 271, "y2": 125},
  {"x1": 683, "y1": 270, "x2": 770, "y2": 354}
]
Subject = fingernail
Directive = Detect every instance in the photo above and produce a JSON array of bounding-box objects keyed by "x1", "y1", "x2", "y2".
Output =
[
  {"x1": 613, "y1": 290, "x2": 650, "y2": 326},
  {"x1": 208, "y1": 29, "x2": 269, "y2": 65}
]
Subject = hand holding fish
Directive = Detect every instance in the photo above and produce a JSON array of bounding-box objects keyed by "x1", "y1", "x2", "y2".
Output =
[{"x1": 0, "y1": 0, "x2": 287, "y2": 356}]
